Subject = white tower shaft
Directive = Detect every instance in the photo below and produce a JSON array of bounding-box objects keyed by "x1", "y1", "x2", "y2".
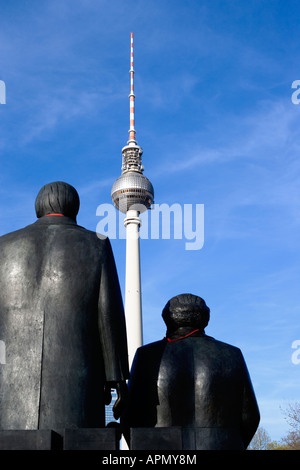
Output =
[{"x1": 124, "y1": 209, "x2": 143, "y2": 367}]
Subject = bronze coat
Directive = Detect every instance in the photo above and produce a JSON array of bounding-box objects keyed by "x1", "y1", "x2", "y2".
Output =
[
  {"x1": 0, "y1": 215, "x2": 129, "y2": 430},
  {"x1": 123, "y1": 333, "x2": 260, "y2": 450}
]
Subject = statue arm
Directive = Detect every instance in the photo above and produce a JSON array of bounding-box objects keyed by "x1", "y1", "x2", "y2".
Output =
[
  {"x1": 104, "y1": 380, "x2": 128, "y2": 420},
  {"x1": 240, "y1": 353, "x2": 260, "y2": 448},
  {"x1": 98, "y1": 237, "x2": 130, "y2": 415}
]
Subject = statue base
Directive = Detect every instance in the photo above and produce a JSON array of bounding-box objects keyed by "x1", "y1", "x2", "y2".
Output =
[
  {"x1": 0, "y1": 428, "x2": 119, "y2": 450},
  {"x1": 0, "y1": 430, "x2": 62, "y2": 450},
  {"x1": 0, "y1": 427, "x2": 245, "y2": 450},
  {"x1": 130, "y1": 427, "x2": 245, "y2": 450}
]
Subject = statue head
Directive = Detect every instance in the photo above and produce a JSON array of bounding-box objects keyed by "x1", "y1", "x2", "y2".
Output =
[
  {"x1": 35, "y1": 181, "x2": 80, "y2": 222},
  {"x1": 162, "y1": 293, "x2": 210, "y2": 333}
]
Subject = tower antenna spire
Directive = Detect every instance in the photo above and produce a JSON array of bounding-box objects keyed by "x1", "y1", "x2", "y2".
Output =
[{"x1": 128, "y1": 32, "x2": 136, "y2": 145}]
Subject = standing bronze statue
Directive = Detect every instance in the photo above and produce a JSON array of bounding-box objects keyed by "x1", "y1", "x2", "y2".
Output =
[
  {"x1": 122, "y1": 294, "x2": 260, "y2": 450},
  {"x1": 0, "y1": 181, "x2": 129, "y2": 430}
]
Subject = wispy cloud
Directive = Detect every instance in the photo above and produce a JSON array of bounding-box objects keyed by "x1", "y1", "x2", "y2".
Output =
[
  {"x1": 156, "y1": 97, "x2": 300, "y2": 171},
  {"x1": 22, "y1": 89, "x2": 104, "y2": 144},
  {"x1": 147, "y1": 96, "x2": 300, "y2": 248}
]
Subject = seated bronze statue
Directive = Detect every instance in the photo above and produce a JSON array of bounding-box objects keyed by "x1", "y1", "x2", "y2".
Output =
[{"x1": 122, "y1": 293, "x2": 260, "y2": 450}]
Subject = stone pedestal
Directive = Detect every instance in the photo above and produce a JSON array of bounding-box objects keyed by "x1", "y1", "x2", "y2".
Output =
[
  {"x1": 0, "y1": 430, "x2": 62, "y2": 450},
  {"x1": 130, "y1": 427, "x2": 183, "y2": 450},
  {"x1": 0, "y1": 428, "x2": 119, "y2": 450},
  {"x1": 63, "y1": 428, "x2": 119, "y2": 450},
  {"x1": 130, "y1": 427, "x2": 245, "y2": 450}
]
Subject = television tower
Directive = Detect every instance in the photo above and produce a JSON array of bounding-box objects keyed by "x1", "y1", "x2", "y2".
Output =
[{"x1": 111, "y1": 33, "x2": 154, "y2": 368}]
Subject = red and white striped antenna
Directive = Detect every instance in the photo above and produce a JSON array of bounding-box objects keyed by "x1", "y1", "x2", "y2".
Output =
[{"x1": 128, "y1": 32, "x2": 136, "y2": 145}]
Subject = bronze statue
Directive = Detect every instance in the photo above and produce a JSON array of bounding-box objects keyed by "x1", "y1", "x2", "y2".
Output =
[
  {"x1": 122, "y1": 294, "x2": 260, "y2": 450},
  {"x1": 0, "y1": 181, "x2": 129, "y2": 430}
]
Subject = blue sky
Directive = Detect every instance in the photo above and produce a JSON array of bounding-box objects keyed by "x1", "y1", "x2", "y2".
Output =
[{"x1": 1, "y1": 0, "x2": 300, "y2": 442}]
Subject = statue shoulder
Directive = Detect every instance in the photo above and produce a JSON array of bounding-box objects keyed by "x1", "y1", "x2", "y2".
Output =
[
  {"x1": 0, "y1": 225, "x2": 32, "y2": 245},
  {"x1": 132, "y1": 339, "x2": 167, "y2": 364},
  {"x1": 202, "y1": 335, "x2": 243, "y2": 356}
]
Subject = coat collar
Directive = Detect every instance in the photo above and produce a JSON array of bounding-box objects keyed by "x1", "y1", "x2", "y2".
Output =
[{"x1": 33, "y1": 215, "x2": 78, "y2": 226}]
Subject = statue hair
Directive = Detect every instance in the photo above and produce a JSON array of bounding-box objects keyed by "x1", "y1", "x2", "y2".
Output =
[
  {"x1": 162, "y1": 293, "x2": 210, "y2": 333},
  {"x1": 35, "y1": 181, "x2": 80, "y2": 221}
]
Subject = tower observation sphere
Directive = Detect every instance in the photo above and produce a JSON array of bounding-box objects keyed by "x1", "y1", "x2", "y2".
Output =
[{"x1": 111, "y1": 146, "x2": 154, "y2": 214}]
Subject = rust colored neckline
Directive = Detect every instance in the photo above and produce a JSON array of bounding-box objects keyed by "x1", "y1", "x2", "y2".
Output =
[
  {"x1": 165, "y1": 328, "x2": 200, "y2": 342},
  {"x1": 45, "y1": 213, "x2": 64, "y2": 217}
]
